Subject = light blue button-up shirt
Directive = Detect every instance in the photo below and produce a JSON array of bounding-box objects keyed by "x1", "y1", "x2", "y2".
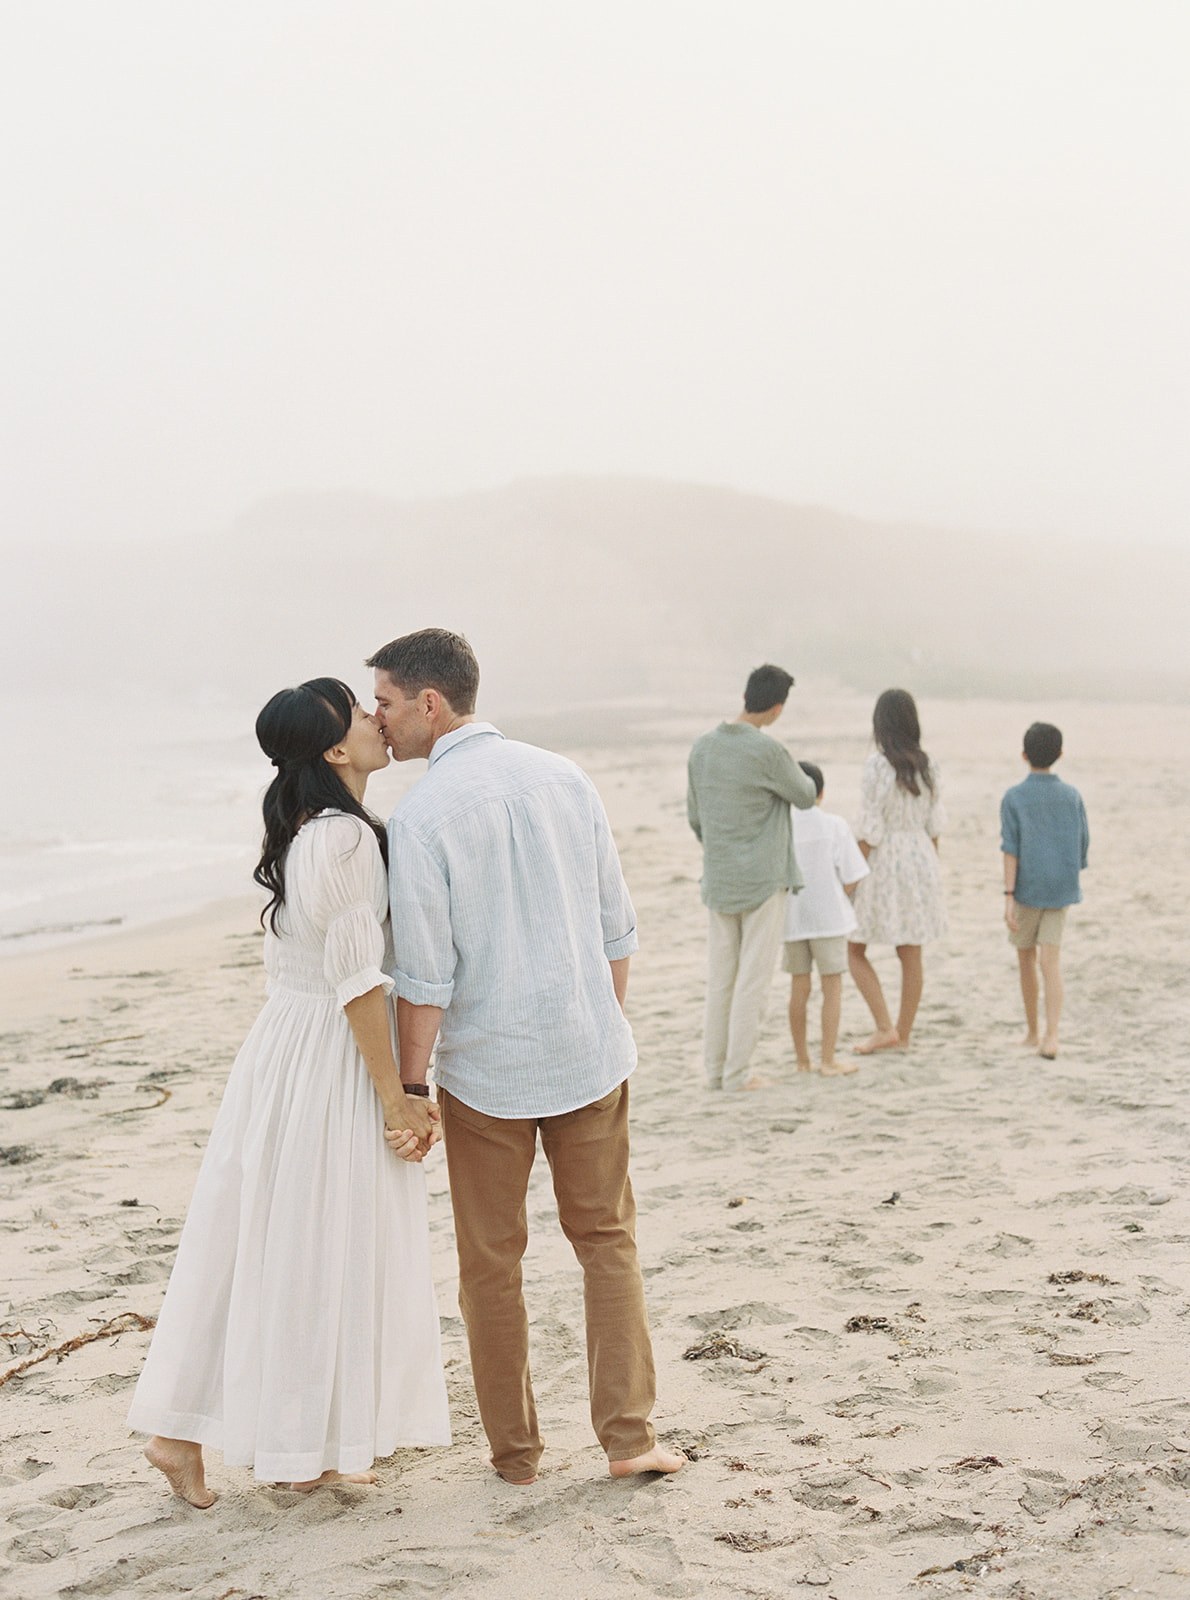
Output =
[{"x1": 386, "y1": 723, "x2": 639, "y2": 1118}]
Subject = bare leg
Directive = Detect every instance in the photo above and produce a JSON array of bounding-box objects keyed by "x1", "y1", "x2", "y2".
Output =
[
  {"x1": 817, "y1": 973, "x2": 856, "y2": 1073},
  {"x1": 287, "y1": 1469, "x2": 378, "y2": 1491},
  {"x1": 788, "y1": 974, "x2": 813, "y2": 1070},
  {"x1": 1017, "y1": 947, "x2": 1040, "y2": 1046},
  {"x1": 848, "y1": 943, "x2": 900, "y2": 1053},
  {"x1": 894, "y1": 944, "x2": 923, "y2": 1046},
  {"x1": 1037, "y1": 944, "x2": 1063, "y2": 1057},
  {"x1": 144, "y1": 1438, "x2": 217, "y2": 1508},
  {"x1": 609, "y1": 1445, "x2": 686, "y2": 1477}
]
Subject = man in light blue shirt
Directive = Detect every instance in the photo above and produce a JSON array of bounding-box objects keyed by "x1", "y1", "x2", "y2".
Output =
[{"x1": 370, "y1": 628, "x2": 682, "y2": 1487}]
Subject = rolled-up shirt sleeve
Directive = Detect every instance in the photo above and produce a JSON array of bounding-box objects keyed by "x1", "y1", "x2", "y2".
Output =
[
  {"x1": 387, "y1": 819, "x2": 456, "y2": 1007},
  {"x1": 1000, "y1": 791, "x2": 1020, "y2": 856},
  {"x1": 588, "y1": 784, "x2": 639, "y2": 960},
  {"x1": 686, "y1": 763, "x2": 702, "y2": 841},
  {"x1": 307, "y1": 815, "x2": 395, "y2": 1008}
]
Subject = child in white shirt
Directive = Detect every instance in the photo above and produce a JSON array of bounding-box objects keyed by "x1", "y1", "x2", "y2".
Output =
[{"x1": 782, "y1": 762, "x2": 869, "y2": 1076}]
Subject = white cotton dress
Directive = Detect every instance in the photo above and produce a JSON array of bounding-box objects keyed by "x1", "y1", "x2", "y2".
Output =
[
  {"x1": 850, "y1": 753, "x2": 948, "y2": 946},
  {"x1": 126, "y1": 812, "x2": 451, "y2": 1481}
]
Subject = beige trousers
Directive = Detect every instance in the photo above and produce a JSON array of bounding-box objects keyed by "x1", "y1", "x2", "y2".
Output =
[
  {"x1": 703, "y1": 889, "x2": 787, "y2": 1091},
  {"x1": 438, "y1": 1082, "x2": 656, "y2": 1482}
]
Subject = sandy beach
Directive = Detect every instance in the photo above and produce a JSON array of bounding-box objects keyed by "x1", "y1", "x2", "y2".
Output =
[{"x1": 2, "y1": 691, "x2": 1188, "y2": 1599}]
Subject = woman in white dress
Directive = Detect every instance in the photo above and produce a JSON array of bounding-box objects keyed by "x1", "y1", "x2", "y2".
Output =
[
  {"x1": 847, "y1": 688, "x2": 946, "y2": 1055},
  {"x1": 127, "y1": 678, "x2": 450, "y2": 1506}
]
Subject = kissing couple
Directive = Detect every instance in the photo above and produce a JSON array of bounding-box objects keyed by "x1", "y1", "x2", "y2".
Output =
[{"x1": 127, "y1": 628, "x2": 684, "y2": 1501}]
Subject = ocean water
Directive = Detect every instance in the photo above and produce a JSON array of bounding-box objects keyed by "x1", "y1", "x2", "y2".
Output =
[
  {"x1": 0, "y1": 688, "x2": 440, "y2": 956},
  {"x1": 0, "y1": 691, "x2": 271, "y2": 954}
]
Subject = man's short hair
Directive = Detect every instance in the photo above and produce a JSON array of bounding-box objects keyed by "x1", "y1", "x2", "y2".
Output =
[
  {"x1": 1023, "y1": 721, "x2": 1062, "y2": 769},
  {"x1": 798, "y1": 760, "x2": 824, "y2": 798},
  {"x1": 366, "y1": 628, "x2": 480, "y2": 715},
  {"x1": 743, "y1": 663, "x2": 794, "y2": 714}
]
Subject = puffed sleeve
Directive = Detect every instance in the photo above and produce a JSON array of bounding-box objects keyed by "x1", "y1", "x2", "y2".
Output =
[
  {"x1": 306, "y1": 815, "x2": 394, "y2": 1008},
  {"x1": 925, "y1": 761, "x2": 946, "y2": 839},
  {"x1": 856, "y1": 754, "x2": 890, "y2": 846}
]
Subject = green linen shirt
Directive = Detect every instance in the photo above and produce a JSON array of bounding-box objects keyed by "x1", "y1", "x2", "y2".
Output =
[{"x1": 687, "y1": 721, "x2": 818, "y2": 914}]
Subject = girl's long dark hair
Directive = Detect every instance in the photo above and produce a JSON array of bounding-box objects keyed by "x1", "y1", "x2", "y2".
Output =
[
  {"x1": 253, "y1": 677, "x2": 388, "y2": 931},
  {"x1": 872, "y1": 687, "x2": 934, "y2": 796}
]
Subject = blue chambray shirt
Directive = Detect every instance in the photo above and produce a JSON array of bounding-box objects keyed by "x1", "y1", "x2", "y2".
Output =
[
  {"x1": 1000, "y1": 772, "x2": 1090, "y2": 909},
  {"x1": 386, "y1": 724, "x2": 639, "y2": 1118}
]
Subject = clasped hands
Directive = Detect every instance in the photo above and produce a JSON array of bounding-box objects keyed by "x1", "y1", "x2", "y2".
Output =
[{"x1": 384, "y1": 1097, "x2": 441, "y2": 1163}]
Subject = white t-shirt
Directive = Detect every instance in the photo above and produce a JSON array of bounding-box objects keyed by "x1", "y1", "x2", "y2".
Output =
[{"x1": 782, "y1": 806, "x2": 870, "y2": 941}]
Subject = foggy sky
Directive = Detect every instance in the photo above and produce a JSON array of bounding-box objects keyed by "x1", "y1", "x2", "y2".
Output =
[{"x1": 3, "y1": 1, "x2": 1188, "y2": 549}]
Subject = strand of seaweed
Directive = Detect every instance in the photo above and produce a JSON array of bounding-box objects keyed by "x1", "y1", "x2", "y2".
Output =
[{"x1": 0, "y1": 1312, "x2": 156, "y2": 1389}]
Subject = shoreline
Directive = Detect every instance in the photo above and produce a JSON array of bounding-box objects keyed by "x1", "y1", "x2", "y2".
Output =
[
  {"x1": 0, "y1": 896, "x2": 263, "y2": 1028},
  {"x1": 7, "y1": 686, "x2": 1180, "y2": 963}
]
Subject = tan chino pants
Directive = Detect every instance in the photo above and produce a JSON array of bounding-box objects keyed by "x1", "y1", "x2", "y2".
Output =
[{"x1": 438, "y1": 1081, "x2": 657, "y2": 1482}]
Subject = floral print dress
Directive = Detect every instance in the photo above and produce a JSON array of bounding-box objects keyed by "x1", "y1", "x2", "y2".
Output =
[{"x1": 850, "y1": 753, "x2": 947, "y2": 946}]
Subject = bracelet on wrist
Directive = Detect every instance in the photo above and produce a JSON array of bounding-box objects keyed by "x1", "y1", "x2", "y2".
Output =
[{"x1": 401, "y1": 1081, "x2": 430, "y2": 1097}]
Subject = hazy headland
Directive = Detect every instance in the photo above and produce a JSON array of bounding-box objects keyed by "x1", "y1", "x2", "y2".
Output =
[{"x1": 7, "y1": 476, "x2": 1188, "y2": 714}]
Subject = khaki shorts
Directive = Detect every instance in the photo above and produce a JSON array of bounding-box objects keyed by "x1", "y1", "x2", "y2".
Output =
[
  {"x1": 1008, "y1": 904, "x2": 1068, "y2": 949},
  {"x1": 782, "y1": 935, "x2": 848, "y2": 976}
]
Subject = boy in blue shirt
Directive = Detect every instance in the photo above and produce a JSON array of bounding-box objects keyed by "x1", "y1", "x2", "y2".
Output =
[{"x1": 1000, "y1": 722, "x2": 1089, "y2": 1060}]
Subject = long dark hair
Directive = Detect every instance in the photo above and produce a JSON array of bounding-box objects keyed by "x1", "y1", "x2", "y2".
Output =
[
  {"x1": 253, "y1": 677, "x2": 387, "y2": 931},
  {"x1": 872, "y1": 687, "x2": 934, "y2": 796}
]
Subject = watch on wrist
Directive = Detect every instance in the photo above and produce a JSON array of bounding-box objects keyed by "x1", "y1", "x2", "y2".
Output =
[{"x1": 401, "y1": 1082, "x2": 430, "y2": 1097}]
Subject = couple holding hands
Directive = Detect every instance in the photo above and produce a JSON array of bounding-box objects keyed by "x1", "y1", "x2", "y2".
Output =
[{"x1": 127, "y1": 629, "x2": 682, "y2": 1504}]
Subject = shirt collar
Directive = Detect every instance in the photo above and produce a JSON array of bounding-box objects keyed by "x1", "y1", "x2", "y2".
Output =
[{"x1": 427, "y1": 721, "x2": 504, "y2": 767}]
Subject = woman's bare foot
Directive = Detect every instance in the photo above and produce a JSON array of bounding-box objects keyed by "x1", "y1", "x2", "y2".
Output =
[
  {"x1": 144, "y1": 1439, "x2": 217, "y2": 1508},
  {"x1": 286, "y1": 1469, "x2": 378, "y2": 1492},
  {"x1": 1039, "y1": 1037, "x2": 1058, "y2": 1060},
  {"x1": 854, "y1": 1029, "x2": 901, "y2": 1056},
  {"x1": 819, "y1": 1060, "x2": 858, "y2": 1076},
  {"x1": 609, "y1": 1446, "x2": 686, "y2": 1478},
  {"x1": 1021, "y1": 1031, "x2": 1040, "y2": 1048}
]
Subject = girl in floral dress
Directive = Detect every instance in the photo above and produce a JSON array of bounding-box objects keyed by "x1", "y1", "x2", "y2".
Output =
[{"x1": 848, "y1": 689, "x2": 946, "y2": 1054}]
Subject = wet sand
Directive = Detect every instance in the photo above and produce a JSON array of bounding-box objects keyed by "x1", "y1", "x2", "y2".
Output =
[{"x1": 2, "y1": 692, "x2": 1188, "y2": 1598}]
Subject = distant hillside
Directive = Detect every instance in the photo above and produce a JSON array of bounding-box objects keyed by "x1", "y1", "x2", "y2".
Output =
[{"x1": 5, "y1": 476, "x2": 1187, "y2": 709}]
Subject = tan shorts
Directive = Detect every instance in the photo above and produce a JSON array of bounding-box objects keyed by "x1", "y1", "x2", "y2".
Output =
[
  {"x1": 782, "y1": 935, "x2": 848, "y2": 976},
  {"x1": 1008, "y1": 904, "x2": 1068, "y2": 949}
]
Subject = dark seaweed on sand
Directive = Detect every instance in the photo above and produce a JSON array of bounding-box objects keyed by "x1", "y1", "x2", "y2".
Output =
[{"x1": 682, "y1": 1332, "x2": 768, "y2": 1362}]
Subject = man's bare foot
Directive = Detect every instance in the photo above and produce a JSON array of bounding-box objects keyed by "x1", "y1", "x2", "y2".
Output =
[
  {"x1": 819, "y1": 1060, "x2": 858, "y2": 1076},
  {"x1": 854, "y1": 1029, "x2": 901, "y2": 1056},
  {"x1": 736, "y1": 1076, "x2": 775, "y2": 1091},
  {"x1": 609, "y1": 1445, "x2": 686, "y2": 1478},
  {"x1": 144, "y1": 1439, "x2": 217, "y2": 1508},
  {"x1": 286, "y1": 1469, "x2": 378, "y2": 1491}
]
